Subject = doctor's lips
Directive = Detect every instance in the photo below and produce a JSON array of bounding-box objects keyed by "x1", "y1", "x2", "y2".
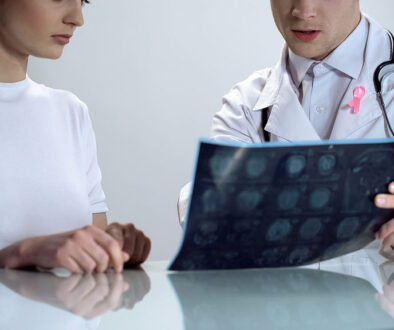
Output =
[
  {"x1": 292, "y1": 30, "x2": 321, "y2": 42},
  {"x1": 51, "y1": 34, "x2": 73, "y2": 45}
]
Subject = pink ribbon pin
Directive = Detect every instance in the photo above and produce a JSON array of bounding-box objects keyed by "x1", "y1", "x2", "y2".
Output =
[{"x1": 348, "y1": 86, "x2": 366, "y2": 114}]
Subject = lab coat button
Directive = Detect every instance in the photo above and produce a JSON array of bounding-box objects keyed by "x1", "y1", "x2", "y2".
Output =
[{"x1": 316, "y1": 106, "x2": 325, "y2": 113}]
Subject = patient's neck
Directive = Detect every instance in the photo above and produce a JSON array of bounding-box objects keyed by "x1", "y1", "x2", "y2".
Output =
[{"x1": 0, "y1": 42, "x2": 28, "y2": 83}]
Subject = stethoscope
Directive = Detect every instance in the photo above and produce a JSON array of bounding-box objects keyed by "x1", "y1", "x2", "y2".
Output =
[{"x1": 262, "y1": 30, "x2": 394, "y2": 142}]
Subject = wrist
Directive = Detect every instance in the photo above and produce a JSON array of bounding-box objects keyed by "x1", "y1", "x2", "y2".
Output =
[
  {"x1": 0, "y1": 242, "x2": 22, "y2": 268},
  {"x1": 17, "y1": 236, "x2": 41, "y2": 267},
  {"x1": 0, "y1": 237, "x2": 39, "y2": 269},
  {"x1": 0, "y1": 247, "x2": 6, "y2": 268}
]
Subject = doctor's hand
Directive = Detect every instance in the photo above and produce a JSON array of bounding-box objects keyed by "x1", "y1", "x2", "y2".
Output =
[
  {"x1": 0, "y1": 225, "x2": 129, "y2": 274},
  {"x1": 105, "y1": 223, "x2": 151, "y2": 267},
  {"x1": 374, "y1": 182, "x2": 394, "y2": 259}
]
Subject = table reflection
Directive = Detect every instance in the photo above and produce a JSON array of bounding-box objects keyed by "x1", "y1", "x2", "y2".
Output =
[
  {"x1": 377, "y1": 261, "x2": 394, "y2": 318},
  {"x1": 168, "y1": 268, "x2": 394, "y2": 330},
  {"x1": 0, "y1": 268, "x2": 151, "y2": 329}
]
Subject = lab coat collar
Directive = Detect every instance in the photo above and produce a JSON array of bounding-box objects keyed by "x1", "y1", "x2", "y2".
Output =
[
  {"x1": 253, "y1": 15, "x2": 369, "y2": 112},
  {"x1": 252, "y1": 15, "x2": 388, "y2": 141},
  {"x1": 324, "y1": 15, "x2": 368, "y2": 80},
  {"x1": 330, "y1": 17, "x2": 388, "y2": 139},
  {"x1": 264, "y1": 72, "x2": 322, "y2": 141},
  {"x1": 253, "y1": 46, "x2": 321, "y2": 141},
  {"x1": 252, "y1": 45, "x2": 287, "y2": 111}
]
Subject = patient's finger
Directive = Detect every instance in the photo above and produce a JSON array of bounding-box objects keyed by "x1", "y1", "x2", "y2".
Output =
[{"x1": 106, "y1": 223, "x2": 125, "y2": 249}]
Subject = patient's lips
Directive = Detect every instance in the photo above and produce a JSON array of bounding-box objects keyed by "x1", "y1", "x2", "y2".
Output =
[
  {"x1": 292, "y1": 30, "x2": 321, "y2": 42},
  {"x1": 51, "y1": 34, "x2": 72, "y2": 45}
]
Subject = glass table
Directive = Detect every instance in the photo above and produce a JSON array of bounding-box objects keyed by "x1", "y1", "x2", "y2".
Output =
[{"x1": 1, "y1": 249, "x2": 394, "y2": 330}]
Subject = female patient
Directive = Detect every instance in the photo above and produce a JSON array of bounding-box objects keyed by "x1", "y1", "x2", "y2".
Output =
[{"x1": 0, "y1": 0, "x2": 150, "y2": 273}]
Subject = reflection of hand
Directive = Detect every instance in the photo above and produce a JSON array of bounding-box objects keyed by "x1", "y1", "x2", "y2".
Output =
[
  {"x1": 121, "y1": 268, "x2": 151, "y2": 309},
  {"x1": 0, "y1": 268, "x2": 151, "y2": 319},
  {"x1": 376, "y1": 283, "x2": 394, "y2": 318},
  {"x1": 106, "y1": 223, "x2": 151, "y2": 267},
  {"x1": 52, "y1": 272, "x2": 130, "y2": 319},
  {"x1": 0, "y1": 226, "x2": 129, "y2": 273},
  {"x1": 375, "y1": 183, "x2": 394, "y2": 260},
  {"x1": 376, "y1": 261, "x2": 394, "y2": 318}
]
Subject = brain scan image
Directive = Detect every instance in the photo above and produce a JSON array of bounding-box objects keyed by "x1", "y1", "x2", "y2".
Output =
[
  {"x1": 309, "y1": 187, "x2": 331, "y2": 209},
  {"x1": 266, "y1": 219, "x2": 292, "y2": 242},
  {"x1": 287, "y1": 247, "x2": 311, "y2": 265},
  {"x1": 171, "y1": 139, "x2": 394, "y2": 270},
  {"x1": 257, "y1": 248, "x2": 284, "y2": 265},
  {"x1": 201, "y1": 187, "x2": 227, "y2": 214},
  {"x1": 246, "y1": 155, "x2": 268, "y2": 178},
  {"x1": 237, "y1": 189, "x2": 262, "y2": 212},
  {"x1": 318, "y1": 154, "x2": 337, "y2": 176},
  {"x1": 277, "y1": 187, "x2": 300, "y2": 210},
  {"x1": 209, "y1": 153, "x2": 234, "y2": 179},
  {"x1": 299, "y1": 217, "x2": 324, "y2": 240},
  {"x1": 286, "y1": 155, "x2": 306, "y2": 179},
  {"x1": 336, "y1": 217, "x2": 361, "y2": 240}
]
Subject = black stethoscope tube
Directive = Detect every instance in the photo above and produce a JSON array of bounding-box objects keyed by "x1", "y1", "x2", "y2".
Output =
[
  {"x1": 373, "y1": 30, "x2": 394, "y2": 137},
  {"x1": 262, "y1": 30, "x2": 394, "y2": 142}
]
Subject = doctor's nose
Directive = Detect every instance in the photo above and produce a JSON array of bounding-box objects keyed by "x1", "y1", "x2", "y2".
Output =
[{"x1": 292, "y1": 0, "x2": 317, "y2": 20}]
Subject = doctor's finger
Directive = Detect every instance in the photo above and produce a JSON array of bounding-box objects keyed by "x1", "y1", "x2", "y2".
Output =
[
  {"x1": 376, "y1": 219, "x2": 394, "y2": 240},
  {"x1": 380, "y1": 235, "x2": 394, "y2": 260},
  {"x1": 375, "y1": 194, "x2": 394, "y2": 209}
]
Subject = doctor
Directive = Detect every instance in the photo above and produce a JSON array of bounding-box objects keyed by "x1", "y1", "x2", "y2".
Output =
[{"x1": 178, "y1": 0, "x2": 394, "y2": 255}]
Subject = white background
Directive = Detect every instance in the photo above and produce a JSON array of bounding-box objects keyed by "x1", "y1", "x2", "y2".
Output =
[{"x1": 29, "y1": 0, "x2": 394, "y2": 261}]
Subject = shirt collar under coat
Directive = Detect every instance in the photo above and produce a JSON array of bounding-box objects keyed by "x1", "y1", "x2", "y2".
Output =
[{"x1": 252, "y1": 15, "x2": 390, "y2": 141}]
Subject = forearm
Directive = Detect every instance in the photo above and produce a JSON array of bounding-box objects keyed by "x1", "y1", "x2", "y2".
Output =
[
  {"x1": 1, "y1": 226, "x2": 129, "y2": 273},
  {"x1": 0, "y1": 237, "x2": 38, "y2": 269},
  {"x1": 93, "y1": 212, "x2": 108, "y2": 230},
  {"x1": 0, "y1": 242, "x2": 22, "y2": 268}
]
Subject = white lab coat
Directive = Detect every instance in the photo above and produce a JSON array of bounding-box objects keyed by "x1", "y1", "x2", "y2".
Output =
[{"x1": 178, "y1": 16, "x2": 394, "y2": 228}]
